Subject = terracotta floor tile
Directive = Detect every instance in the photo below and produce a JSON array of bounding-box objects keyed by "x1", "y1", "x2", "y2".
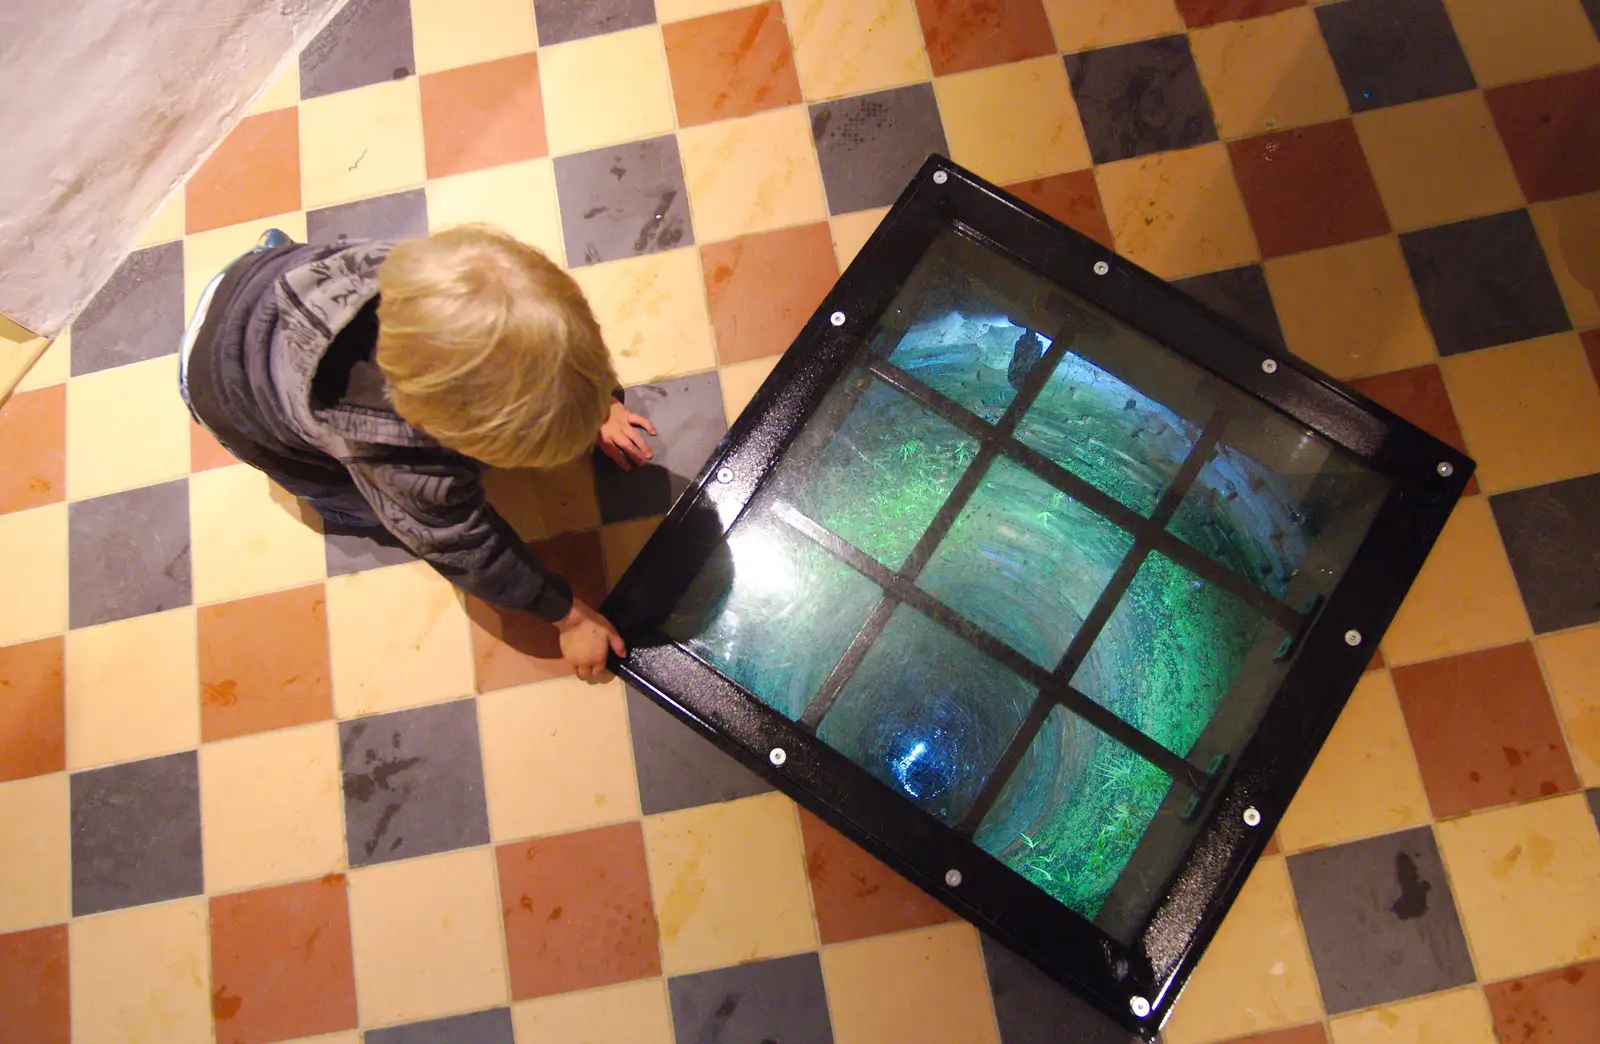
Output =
[
  {"x1": 185, "y1": 108, "x2": 302, "y2": 234},
  {"x1": 420, "y1": 53, "x2": 546, "y2": 179},
  {"x1": 539, "y1": 27, "x2": 675, "y2": 157},
  {"x1": 1043, "y1": 0, "x2": 1186, "y2": 51},
  {"x1": 1327, "y1": 987, "x2": 1498, "y2": 1043},
  {"x1": 664, "y1": 3, "x2": 803, "y2": 126},
  {"x1": 1484, "y1": 959, "x2": 1600, "y2": 1044},
  {"x1": 785, "y1": 0, "x2": 930, "y2": 100},
  {"x1": 209, "y1": 876, "x2": 358, "y2": 1044},
  {"x1": 497, "y1": 821, "x2": 662, "y2": 999},
  {"x1": 65, "y1": 608, "x2": 199, "y2": 770},
  {"x1": 1005, "y1": 170, "x2": 1114, "y2": 247},
  {"x1": 1096, "y1": 142, "x2": 1260, "y2": 279},
  {"x1": 0, "y1": 637, "x2": 64, "y2": 784},
  {"x1": 0, "y1": 775, "x2": 70, "y2": 933},
  {"x1": 1488, "y1": 68, "x2": 1600, "y2": 204},
  {"x1": 680, "y1": 106, "x2": 829, "y2": 243},
  {"x1": 469, "y1": 529, "x2": 607, "y2": 691},
  {"x1": 0, "y1": 385, "x2": 64, "y2": 515},
  {"x1": 0, "y1": 925, "x2": 69, "y2": 1044},
  {"x1": 935, "y1": 56, "x2": 1093, "y2": 185},
  {"x1": 570, "y1": 251, "x2": 717, "y2": 386},
  {"x1": 798, "y1": 807, "x2": 956, "y2": 944},
  {"x1": 915, "y1": 0, "x2": 1056, "y2": 76},
  {"x1": 1229, "y1": 119, "x2": 1390, "y2": 258},
  {"x1": 1392, "y1": 641, "x2": 1581, "y2": 817},
  {"x1": 1176, "y1": 0, "x2": 1304, "y2": 28},
  {"x1": 1443, "y1": 0, "x2": 1600, "y2": 87},
  {"x1": 1538, "y1": 626, "x2": 1600, "y2": 786},
  {"x1": 1191, "y1": 8, "x2": 1348, "y2": 138},
  {"x1": 821, "y1": 923, "x2": 1001, "y2": 1044},
  {"x1": 189, "y1": 419, "x2": 236, "y2": 472},
  {"x1": 70, "y1": 898, "x2": 210, "y2": 1043},
  {"x1": 326, "y1": 561, "x2": 475, "y2": 717},
  {"x1": 198, "y1": 585, "x2": 332, "y2": 743},
  {"x1": 1531, "y1": 191, "x2": 1600, "y2": 331},
  {"x1": 1349, "y1": 363, "x2": 1479, "y2": 494},
  {"x1": 702, "y1": 222, "x2": 838, "y2": 365}
]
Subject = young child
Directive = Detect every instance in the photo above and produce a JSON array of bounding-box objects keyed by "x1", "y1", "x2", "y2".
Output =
[{"x1": 179, "y1": 225, "x2": 656, "y2": 679}]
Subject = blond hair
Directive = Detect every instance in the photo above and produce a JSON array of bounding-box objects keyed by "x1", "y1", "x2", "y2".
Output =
[{"x1": 376, "y1": 225, "x2": 617, "y2": 469}]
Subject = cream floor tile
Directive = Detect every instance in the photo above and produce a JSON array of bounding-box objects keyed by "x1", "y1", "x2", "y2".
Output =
[
  {"x1": 539, "y1": 27, "x2": 676, "y2": 156},
  {"x1": 0, "y1": 774, "x2": 70, "y2": 932},
  {"x1": 136, "y1": 189, "x2": 187, "y2": 247},
  {"x1": 643, "y1": 791, "x2": 817, "y2": 975},
  {"x1": 512, "y1": 978, "x2": 676, "y2": 1044},
  {"x1": 190, "y1": 464, "x2": 327, "y2": 605},
  {"x1": 479, "y1": 677, "x2": 640, "y2": 841},
  {"x1": 183, "y1": 211, "x2": 309, "y2": 319},
  {"x1": 1538, "y1": 625, "x2": 1600, "y2": 786},
  {"x1": 70, "y1": 897, "x2": 211, "y2": 1044},
  {"x1": 200, "y1": 722, "x2": 346, "y2": 892},
  {"x1": 935, "y1": 57, "x2": 1092, "y2": 185},
  {"x1": 247, "y1": 61, "x2": 300, "y2": 115},
  {"x1": 65, "y1": 607, "x2": 199, "y2": 770},
  {"x1": 1435, "y1": 793, "x2": 1600, "y2": 980},
  {"x1": 326, "y1": 561, "x2": 476, "y2": 717},
  {"x1": 426, "y1": 159, "x2": 566, "y2": 266},
  {"x1": 821, "y1": 922, "x2": 1000, "y2": 1044},
  {"x1": 1279, "y1": 670, "x2": 1433, "y2": 852},
  {"x1": 719, "y1": 354, "x2": 782, "y2": 424},
  {"x1": 680, "y1": 107, "x2": 829, "y2": 243},
  {"x1": 1441, "y1": 333, "x2": 1600, "y2": 493},
  {"x1": 66, "y1": 354, "x2": 190, "y2": 502},
  {"x1": 1163, "y1": 857, "x2": 1324, "y2": 1044},
  {"x1": 1329, "y1": 986, "x2": 1497, "y2": 1044},
  {"x1": 347, "y1": 847, "x2": 509, "y2": 1025},
  {"x1": 1531, "y1": 190, "x2": 1600, "y2": 330},
  {"x1": 600, "y1": 516, "x2": 661, "y2": 586},
  {"x1": 16, "y1": 328, "x2": 69, "y2": 392},
  {"x1": 830, "y1": 206, "x2": 889, "y2": 269},
  {"x1": 1191, "y1": 8, "x2": 1350, "y2": 139},
  {"x1": 0, "y1": 503, "x2": 68, "y2": 647},
  {"x1": 571, "y1": 249, "x2": 717, "y2": 386},
  {"x1": 783, "y1": 0, "x2": 930, "y2": 101},
  {"x1": 1442, "y1": 0, "x2": 1600, "y2": 86},
  {"x1": 1384, "y1": 496, "x2": 1531, "y2": 666},
  {"x1": 299, "y1": 78, "x2": 427, "y2": 210},
  {"x1": 1042, "y1": 0, "x2": 1184, "y2": 52},
  {"x1": 1097, "y1": 142, "x2": 1260, "y2": 280},
  {"x1": 411, "y1": 0, "x2": 538, "y2": 73},
  {"x1": 481, "y1": 458, "x2": 600, "y2": 543}
]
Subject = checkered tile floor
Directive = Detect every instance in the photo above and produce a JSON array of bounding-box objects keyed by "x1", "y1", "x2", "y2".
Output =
[{"x1": 3, "y1": 0, "x2": 1600, "y2": 1041}]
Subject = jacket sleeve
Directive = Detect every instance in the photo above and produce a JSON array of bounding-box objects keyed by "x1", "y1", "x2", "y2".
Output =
[{"x1": 344, "y1": 452, "x2": 574, "y2": 622}]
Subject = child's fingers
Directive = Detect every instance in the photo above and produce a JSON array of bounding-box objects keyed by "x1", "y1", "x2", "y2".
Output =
[
  {"x1": 625, "y1": 431, "x2": 654, "y2": 462},
  {"x1": 630, "y1": 412, "x2": 657, "y2": 437},
  {"x1": 608, "y1": 631, "x2": 627, "y2": 658}
]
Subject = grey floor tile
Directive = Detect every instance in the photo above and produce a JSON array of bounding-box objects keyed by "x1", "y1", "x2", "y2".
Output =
[
  {"x1": 69, "y1": 480, "x2": 191, "y2": 629},
  {"x1": 1172, "y1": 263, "x2": 1286, "y2": 352},
  {"x1": 1287, "y1": 826, "x2": 1475, "y2": 1014},
  {"x1": 306, "y1": 189, "x2": 429, "y2": 244},
  {"x1": 71, "y1": 242, "x2": 185, "y2": 376},
  {"x1": 324, "y1": 522, "x2": 415, "y2": 577},
  {"x1": 594, "y1": 373, "x2": 726, "y2": 524},
  {"x1": 981, "y1": 935, "x2": 1136, "y2": 1044},
  {"x1": 339, "y1": 698, "x2": 490, "y2": 867},
  {"x1": 365, "y1": 1008, "x2": 514, "y2": 1044},
  {"x1": 554, "y1": 136, "x2": 692, "y2": 266},
  {"x1": 626, "y1": 685, "x2": 771, "y2": 816},
  {"x1": 534, "y1": 0, "x2": 656, "y2": 46},
  {"x1": 811, "y1": 84, "x2": 949, "y2": 214},
  {"x1": 71, "y1": 752, "x2": 202, "y2": 916},
  {"x1": 1316, "y1": 0, "x2": 1476, "y2": 112},
  {"x1": 1490, "y1": 474, "x2": 1600, "y2": 634},
  {"x1": 668, "y1": 952, "x2": 834, "y2": 1044},
  {"x1": 1065, "y1": 36, "x2": 1218, "y2": 164},
  {"x1": 299, "y1": 0, "x2": 416, "y2": 100}
]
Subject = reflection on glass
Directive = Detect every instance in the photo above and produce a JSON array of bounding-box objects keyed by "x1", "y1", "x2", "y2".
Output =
[
  {"x1": 789, "y1": 379, "x2": 979, "y2": 568},
  {"x1": 664, "y1": 514, "x2": 882, "y2": 720},
  {"x1": 976, "y1": 707, "x2": 1171, "y2": 920},
  {"x1": 1071, "y1": 551, "x2": 1287, "y2": 759},
  {"x1": 818, "y1": 607, "x2": 1034, "y2": 824},
  {"x1": 918, "y1": 457, "x2": 1134, "y2": 669}
]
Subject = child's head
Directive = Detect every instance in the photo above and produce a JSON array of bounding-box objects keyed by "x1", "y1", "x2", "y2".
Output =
[{"x1": 376, "y1": 225, "x2": 617, "y2": 469}]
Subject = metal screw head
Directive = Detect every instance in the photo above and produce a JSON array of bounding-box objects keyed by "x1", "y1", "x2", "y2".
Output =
[
  {"x1": 1437, "y1": 461, "x2": 1455, "y2": 478},
  {"x1": 1261, "y1": 359, "x2": 1279, "y2": 374},
  {"x1": 768, "y1": 747, "x2": 787, "y2": 767},
  {"x1": 1130, "y1": 996, "x2": 1151, "y2": 1018},
  {"x1": 830, "y1": 311, "x2": 846, "y2": 327},
  {"x1": 1093, "y1": 260, "x2": 1110, "y2": 276},
  {"x1": 1344, "y1": 629, "x2": 1362, "y2": 647},
  {"x1": 1243, "y1": 807, "x2": 1262, "y2": 828},
  {"x1": 944, "y1": 868, "x2": 963, "y2": 888},
  {"x1": 715, "y1": 466, "x2": 734, "y2": 484},
  {"x1": 932, "y1": 169, "x2": 949, "y2": 185}
]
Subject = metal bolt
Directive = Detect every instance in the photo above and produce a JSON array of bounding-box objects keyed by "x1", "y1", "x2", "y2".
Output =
[
  {"x1": 1243, "y1": 807, "x2": 1262, "y2": 828},
  {"x1": 1093, "y1": 260, "x2": 1110, "y2": 276},
  {"x1": 830, "y1": 311, "x2": 846, "y2": 327},
  {"x1": 945, "y1": 868, "x2": 963, "y2": 887},
  {"x1": 1261, "y1": 359, "x2": 1279, "y2": 374},
  {"x1": 1130, "y1": 996, "x2": 1151, "y2": 1018},
  {"x1": 1437, "y1": 461, "x2": 1455, "y2": 478},
  {"x1": 932, "y1": 169, "x2": 949, "y2": 185},
  {"x1": 769, "y1": 747, "x2": 787, "y2": 767},
  {"x1": 1344, "y1": 629, "x2": 1362, "y2": 647},
  {"x1": 715, "y1": 466, "x2": 734, "y2": 484}
]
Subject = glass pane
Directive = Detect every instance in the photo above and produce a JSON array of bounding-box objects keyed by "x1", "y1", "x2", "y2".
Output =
[
  {"x1": 664, "y1": 513, "x2": 882, "y2": 720},
  {"x1": 787, "y1": 377, "x2": 978, "y2": 568},
  {"x1": 975, "y1": 707, "x2": 1173, "y2": 922},
  {"x1": 817, "y1": 606, "x2": 1035, "y2": 824},
  {"x1": 1069, "y1": 551, "x2": 1290, "y2": 760},
  {"x1": 1167, "y1": 409, "x2": 1391, "y2": 601},
  {"x1": 918, "y1": 457, "x2": 1135, "y2": 669}
]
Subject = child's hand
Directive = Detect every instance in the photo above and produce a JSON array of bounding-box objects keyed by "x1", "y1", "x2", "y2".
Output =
[
  {"x1": 555, "y1": 598, "x2": 627, "y2": 679},
  {"x1": 598, "y1": 401, "x2": 657, "y2": 471}
]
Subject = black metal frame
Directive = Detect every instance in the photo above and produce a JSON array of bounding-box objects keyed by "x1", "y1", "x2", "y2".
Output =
[{"x1": 603, "y1": 157, "x2": 1473, "y2": 1037}]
